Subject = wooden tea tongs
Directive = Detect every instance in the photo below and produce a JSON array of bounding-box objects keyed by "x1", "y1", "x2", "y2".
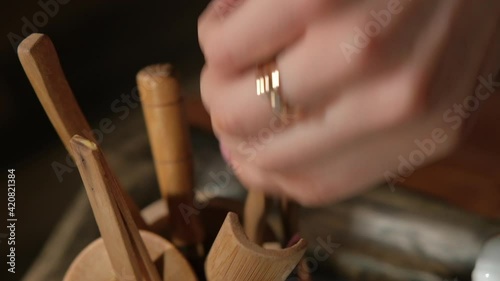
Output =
[
  {"x1": 17, "y1": 33, "x2": 147, "y2": 229},
  {"x1": 64, "y1": 135, "x2": 197, "y2": 281},
  {"x1": 69, "y1": 135, "x2": 162, "y2": 281}
]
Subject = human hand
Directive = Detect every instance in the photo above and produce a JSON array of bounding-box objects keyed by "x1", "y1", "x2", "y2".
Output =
[{"x1": 198, "y1": 0, "x2": 500, "y2": 205}]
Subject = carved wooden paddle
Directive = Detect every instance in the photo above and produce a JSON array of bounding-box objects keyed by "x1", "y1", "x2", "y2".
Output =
[{"x1": 17, "y1": 33, "x2": 147, "y2": 229}]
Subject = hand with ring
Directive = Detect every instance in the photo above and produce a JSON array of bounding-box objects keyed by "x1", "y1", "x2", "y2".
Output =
[{"x1": 198, "y1": 0, "x2": 500, "y2": 205}]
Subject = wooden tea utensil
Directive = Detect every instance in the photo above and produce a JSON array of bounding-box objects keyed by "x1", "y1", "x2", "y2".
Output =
[
  {"x1": 245, "y1": 193, "x2": 311, "y2": 280},
  {"x1": 136, "y1": 64, "x2": 204, "y2": 252},
  {"x1": 17, "y1": 33, "x2": 92, "y2": 153},
  {"x1": 244, "y1": 190, "x2": 271, "y2": 245},
  {"x1": 280, "y1": 199, "x2": 300, "y2": 247},
  {"x1": 280, "y1": 200, "x2": 311, "y2": 281},
  {"x1": 68, "y1": 135, "x2": 160, "y2": 281},
  {"x1": 17, "y1": 33, "x2": 147, "y2": 229},
  {"x1": 65, "y1": 135, "x2": 197, "y2": 281},
  {"x1": 244, "y1": 191, "x2": 297, "y2": 247},
  {"x1": 206, "y1": 212, "x2": 307, "y2": 281}
]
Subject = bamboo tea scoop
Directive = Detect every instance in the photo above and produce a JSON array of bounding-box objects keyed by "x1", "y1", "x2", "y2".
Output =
[
  {"x1": 205, "y1": 212, "x2": 307, "y2": 281},
  {"x1": 64, "y1": 135, "x2": 197, "y2": 281},
  {"x1": 244, "y1": 190, "x2": 271, "y2": 245},
  {"x1": 244, "y1": 193, "x2": 311, "y2": 280},
  {"x1": 280, "y1": 200, "x2": 311, "y2": 281},
  {"x1": 137, "y1": 64, "x2": 204, "y2": 252},
  {"x1": 17, "y1": 33, "x2": 147, "y2": 229}
]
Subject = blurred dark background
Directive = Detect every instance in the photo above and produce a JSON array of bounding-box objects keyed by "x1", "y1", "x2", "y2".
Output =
[{"x1": 1, "y1": 0, "x2": 209, "y2": 278}]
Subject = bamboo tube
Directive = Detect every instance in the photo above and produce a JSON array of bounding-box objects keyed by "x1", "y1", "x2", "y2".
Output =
[
  {"x1": 137, "y1": 64, "x2": 204, "y2": 249},
  {"x1": 205, "y1": 212, "x2": 307, "y2": 281},
  {"x1": 17, "y1": 33, "x2": 147, "y2": 229}
]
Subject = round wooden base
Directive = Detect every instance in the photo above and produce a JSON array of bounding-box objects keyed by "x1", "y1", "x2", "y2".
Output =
[{"x1": 63, "y1": 230, "x2": 197, "y2": 281}]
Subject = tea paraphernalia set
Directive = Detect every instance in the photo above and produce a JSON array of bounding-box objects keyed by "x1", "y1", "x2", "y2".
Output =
[{"x1": 18, "y1": 33, "x2": 310, "y2": 281}]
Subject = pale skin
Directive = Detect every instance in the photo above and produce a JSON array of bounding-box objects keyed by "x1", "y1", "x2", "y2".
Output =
[{"x1": 198, "y1": 0, "x2": 500, "y2": 205}]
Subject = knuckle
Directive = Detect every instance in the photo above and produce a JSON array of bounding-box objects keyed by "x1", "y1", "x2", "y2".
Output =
[
  {"x1": 387, "y1": 94, "x2": 425, "y2": 128},
  {"x1": 203, "y1": 38, "x2": 236, "y2": 70},
  {"x1": 198, "y1": 27, "x2": 208, "y2": 52},
  {"x1": 429, "y1": 118, "x2": 462, "y2": 157},
  {"x1": 353, "y1": 33, "x2": 384, "y2": 70},
  {"x1": 235, "y1": 166, "x2": 281, "y2": 196},
  {"x1": 211, "y1": 108, "x2": 242, "y2": 136},
  {"x1": 197, "y1": 8, "x2": 215, "y2": 51},
  {"x1": 360, "y1": 35, "x2": 382, "y2": 65},
  {"x1": 293, "y1": 193, "x2": 329, "y2": 207},
  {"x1": 399, "y1": 71, "x2": 430, "y2": 118},
  {"x1": 344, "y1": 12, "x2": 389, "y2": 69},
  {"x1": 291, "y1": 173, "x2": 368, "y2": 207},
  {"x1": 277, "y1": 174, "x2": 332, "y2": 206},
  {"x1": 377, "y1": 71, "x2": 429, "y2": 129},
  {"x1": 343, "y1": 41, "x2": 377, "y2": 73},
  {"x1": 196, "y1": 16, "x2": 236, "y2": 69},
  {"x1": 253, "y1": 154, "x2": 282, "y2": 172},
  {"x1": 289, "y1": 184, "x2": 330, "y2": 206},
  {"x1": 294, "y1": 0, "x2": 331, "y2": 21},
  {"x1": 257, "y1": 157, "x2": 277, "y2": 171},
  {"x1": 442, "y1": 131, "x2": 461, "y2": 155},
  {"x1": 199, "y1": 67, "x2": 212, "y2": 111}
]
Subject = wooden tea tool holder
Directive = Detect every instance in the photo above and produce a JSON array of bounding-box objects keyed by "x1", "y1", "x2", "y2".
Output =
[
  {"x1": 64, "y1": 136, "x2": 197, "y2": 281},
  {"x1": 17, "y1": 33, "x2": 147, "y2": 229}
]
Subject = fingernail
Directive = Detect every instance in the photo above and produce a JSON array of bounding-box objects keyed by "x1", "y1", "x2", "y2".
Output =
[{"x1": 287, "y1": 233, "x2": 302, "y2": 247}]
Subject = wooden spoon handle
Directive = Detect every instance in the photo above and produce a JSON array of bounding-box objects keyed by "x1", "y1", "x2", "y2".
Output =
[
  {"x1": 17, "y1": 33, "x2": 147, "y2": 230},
  {"x1": 18, "y1": 33, "x2": 92, "y2": 153},
  {"x1": 137, "y1": 64, "x2": 204, "y2": 249},
  {"x1": 244, "y1": 190, "x2": 270, "y2": 245},
  {"x1": 70, "y1": 135, "x2": 161, "y2": 281}
]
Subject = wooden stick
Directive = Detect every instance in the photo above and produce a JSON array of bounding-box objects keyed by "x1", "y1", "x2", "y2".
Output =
[
  {"x1": 17, "y1": 33, "x2": 147, "y2": 230},
  {"x1": 280, "y1": 199, "x2": 311, "y2": 281},
  {"x1": 70, "y1": 135, "x2": 160, "y2": 281},
  {"x1": 280, "y1": 199, "x2": 299, "y2": 246},
  {"x1": 244, "y1": 193, "x2": 311, "y2": 280},
  {"x1": 137, "y1": 64, "x2": 204, "y2": 250},
  {"x1": 244, "y1": 190, "x2": 270, "y2": 245},
  {"x1": 205, "y1": 212, "x2": 307, "y2": 281}
]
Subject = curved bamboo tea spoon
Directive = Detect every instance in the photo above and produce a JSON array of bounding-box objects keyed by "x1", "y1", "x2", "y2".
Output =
[{"x1": 206, "y1": 212, "x2": 307, "y2": 281}]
